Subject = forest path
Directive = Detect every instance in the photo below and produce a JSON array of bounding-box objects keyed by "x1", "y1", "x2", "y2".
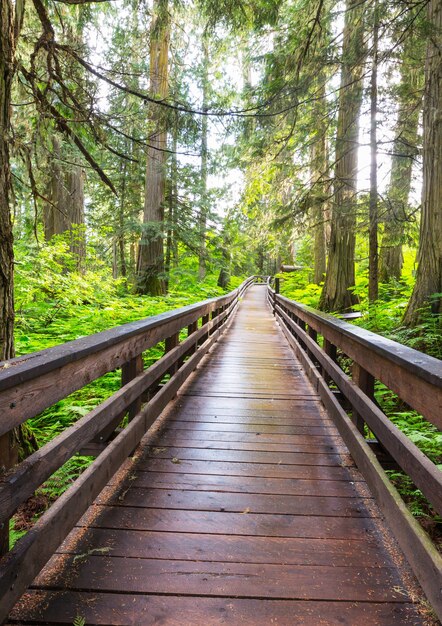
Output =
[{"x1": 9, "y1": 286, "x2": 424, "y2": 625}]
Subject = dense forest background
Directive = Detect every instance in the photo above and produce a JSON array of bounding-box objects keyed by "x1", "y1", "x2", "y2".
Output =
[{"x1": 0, "y1": 0, "x2": 441, "y2": 545}]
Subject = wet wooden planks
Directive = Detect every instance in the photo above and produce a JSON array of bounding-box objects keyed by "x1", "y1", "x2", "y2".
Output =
[{"x1": 9, "y1": 285, "x2": 424, "y2": 625}]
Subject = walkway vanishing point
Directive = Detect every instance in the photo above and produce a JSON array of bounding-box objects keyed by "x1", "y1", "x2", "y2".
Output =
[{"x1": 2, "y1": 282, "x2": 442, "y2": 625}]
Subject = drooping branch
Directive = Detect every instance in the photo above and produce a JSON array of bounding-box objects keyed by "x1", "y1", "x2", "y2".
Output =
[{"x1": 20, "y1": 66, "x2": 117, "y2": 194}]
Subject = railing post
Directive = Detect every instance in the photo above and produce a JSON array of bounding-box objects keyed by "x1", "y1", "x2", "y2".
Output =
[
  {"x1": 121, "y1": 354, "x2": 144, "y2": 421},
  {"x1": 187, "y1": 320, "x2": 198, "y2": 356},
  {"x1": 210, "y1": 307, "x2": 219, "y2": 334},
  {"x1": 273, "y1": 278, "x2": 280, "y2": 316},
  {"x1": 307, "y1": 326, "x2": 319, "y2": 364},
  {"x1": 323, "y1": 339, "x2": 337, "y2": 384},
  {"x1": 94, "y1": 353, "x2": 145, "y2": 443},
  {"x1": 352, "y1": 362, "x2": 375, "y2": 435},
  {"x1": 165, "y1": 331, "x2": 180, "y2": 376},
  {"x1": 200, "y1": 314, "x2": 210, "y2": 344},
  {"x1": 0, "y1": 431, "x2": 17, "y2": 556}
]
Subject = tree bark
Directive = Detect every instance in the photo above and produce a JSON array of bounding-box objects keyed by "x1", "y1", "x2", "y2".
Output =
[
  {"x1": 368, "y1": 1, "x2": 379, "y2": 303},
  {"x1": 319, "y1": 0, "x2": 366, "y2": 312},
  {"x1": 379, "y1": 44, "x2": 423, "y2": 282},
  {"x1": 118, "y1": 157, "x2": 128, "y2": 278},
  {"x1": 403, "y1": 0, "x2": 442, "y2": 326},
  {"x1": 198, "y1": 36, "x2": 209, "y2": 281},
  {"x1": 165, "y1": 115, "x2": 178, "y2": 289},
  {"x1": 136, "y1": 0, "x2": 170, "y2": 295},
  {"x1": 0, "y1": 0, "x2": 23, "y2": 362},
  {"x1": 66, "y1": 165, "x2": 86, "y2": 270},
  {"x1": 310, "y1": 80, "x2": 328, "y2": 285},
  {"x1": 0, "y1": 0, "x2": 32, "y2": 555},
  {"x1": 44, "y1": 138, "x2": 86, "y2": 270}
]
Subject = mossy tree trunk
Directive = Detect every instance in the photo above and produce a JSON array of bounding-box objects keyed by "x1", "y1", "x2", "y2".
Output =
[
  {"x1": 368, "y1": 0, "x2": 379, "y2": 303},
  {"x1": 0, "y1": 0, "x2": 38, "y2": 554},
  {"x1": 198, "y1": 35, "x2": 209, "y2": 281},
  {"x1": 319, "y1": 0, "x2": 366, "y2": 312},
  {"x1": 136, "y1": 0, "x2": 170, "y2": 295},
  {"x1": 403, "y1": 0, "x2": 442, "y2": 326},
  {"x1": 0, "y1": 0, "x2": 19, "y2": 364},
  {"x1": 310, "y1": 79, "x2": 328, "y2": 285},
  {"x1": 44, "y1": 138, "x2": 86, "y2": 271},
  {"x1": 379, "y1": 41, "x2": 423, "y2": 283}
]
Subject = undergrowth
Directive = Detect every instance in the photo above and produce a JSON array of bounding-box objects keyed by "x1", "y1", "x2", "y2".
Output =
[{"x1": 9, "y1": 238, "x2": 244, "y2": 547}]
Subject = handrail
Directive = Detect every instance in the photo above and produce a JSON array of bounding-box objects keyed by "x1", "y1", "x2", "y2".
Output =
[
  {"x1": 0, "y1": 276, "x2": 256, "y2": 621},
  {"x1": 276, "y1": 294, "x2": 442, "y2": 426},
  {"x1": 0, "y1": 278, "x2": 252, "y2": 437},
  {"x1": 269, "y1": 285, "x2": 442, "y2": 620}
]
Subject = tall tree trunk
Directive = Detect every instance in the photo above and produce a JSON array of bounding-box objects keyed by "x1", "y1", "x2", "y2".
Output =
[
  {"x1": 379, "y1": 45, "x2": 423, "y2": 282},
  {"x1": 136, "y1": 0, "x2": 170, "y2": 295},
  {"x1": 198, "y1": 36, "x2": 209, "y2": 281},
  {"x1": 165, "y1": 117, "x2": 178, "y2": 289},
  {"x1": 319, "y1": 0, "x2": 366, "y2": 312},
  {"x1": 171, "y1": 130, "x2": 178, "y2": 266},
  {"x1": 310, "y1": 80, "x2": 328, "y2": 285},
  {"x1": 0, "y1": 0, "x2": 36, "y2": 556},
  {"x1": 118, "y1": 156, "x2": 128, "y2": 278},
  {"x1": 403, "y1": 0, "x2": 442, "y2": 326},
  {"x1": 44, "y1": 137, "x2": 68, "y2": 238},
  {"x1": 0, "y1": 0, "x2": 23, "y2": 362},
  {"x1": 44, "y1": 138, "x2": 86, "y2": 270},
  {"x1": 368, "y1": 1, "x2": 379, "y2": 303},
  {"x1": 66, "y1": 165, "x2": 86, "y2": 270}
]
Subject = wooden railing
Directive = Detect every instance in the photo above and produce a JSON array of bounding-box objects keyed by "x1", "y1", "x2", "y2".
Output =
[
  {"x1": 268, "y1": 284, "x2": 442, "y2": 619},
  {"x1": 0, "y1": 276, "x2": 255, "y2": 621}
]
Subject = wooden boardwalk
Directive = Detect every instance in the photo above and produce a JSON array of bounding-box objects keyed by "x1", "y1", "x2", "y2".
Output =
[{"x1": 9, "y1": 286, "x2": 424, "y2": 625}]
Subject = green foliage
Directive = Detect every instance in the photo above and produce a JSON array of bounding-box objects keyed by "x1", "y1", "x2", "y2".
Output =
[
  {"x1": 14, "y1": 237, "x2": 231, "y2": 355},
  {"x1": 10, "y1": 238, "x2": 245, "y2": 547},
  {"x1": 278, "y1": 271, "x2": 322, "y2": 308}
]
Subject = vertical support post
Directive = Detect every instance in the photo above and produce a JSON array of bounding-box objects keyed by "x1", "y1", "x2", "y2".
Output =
[
  {"x1": 165, "y1": 331, "x2": 180, "y2": 376},
  {"x1": 323, "y1": 339, "x2": 337, "y2": 384},
  {"x1": 121, "y1": 354, "x2": 144, "y2": 421},
  {"x1": 295, "y1": 317, "x2": 306, "y2": 349},
  {"x1": 187, "y1": 320, "x2": 198, "y2": 356},
  {"x1": 210, "y1": 307, "x2": 219, "y2": 335},
  {"x1": 307, "y1": 326, "x2": 318, "y2": 363},
  {"x1": 201, "y1": 313, "x2": 210, "y2": 344},
  {"x1": 352, "y1": 362, "x2": 375, "y2": 435},
  {"x1": 95, "y1": 353, "x2": 145, "y2": 443},
  {"x1": 273, "y1": 278, "x2": 280, "y2": 316},
  {"x1": 0, "y1": 431, "x2": 17, "y2": 556}
]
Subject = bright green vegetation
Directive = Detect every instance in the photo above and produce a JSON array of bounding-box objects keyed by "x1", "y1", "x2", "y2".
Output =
[
  {"x1": 10, "y1": 238, "x2": 245, "y2": 545},
  {"x1": 15, "y1": 237, "x2": 235, "y2": 356}
]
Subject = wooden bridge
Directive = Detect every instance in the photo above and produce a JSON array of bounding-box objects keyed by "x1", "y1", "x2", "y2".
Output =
[{"x1": 0, "y1": 279, "x2": 441, "y2": 624}]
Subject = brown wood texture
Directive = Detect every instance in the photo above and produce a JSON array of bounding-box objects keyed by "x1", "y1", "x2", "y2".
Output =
[
  {"x1": 276, "y1": 294, "x2": 442, "y2": 429},
  {"x1": 0, "y1": 306, "x2": 236, "y2": 527},
  {"x1": 0, "y1": 278, "x2": 253, "y2": 436},
  {"x1": 275, "y1": 303, "x2": 442, "y2": 520},
  {"x1": 8, "y1": 285, "x2": 425, "y2": 625},
  {"x1": 0, "y1": 309, "x2": 241, "y2": 621},
  {"x1": 275, "y1": 300, "x2": 442, "y2": 619}
]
